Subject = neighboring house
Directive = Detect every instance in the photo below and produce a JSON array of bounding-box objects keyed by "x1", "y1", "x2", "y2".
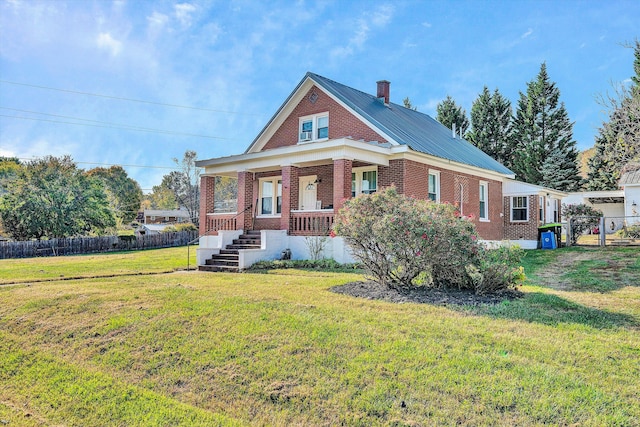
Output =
[
  {"x1": 142, "y1": 209, "x2": 190, "y2": 225},
  {"x1": 563, "y1": 162, "x2": 640, "y2": 232},
  {"x1": 136, "y1": 224, "x2": 171, "y2": 236},
  {"x1": 195, "y1": 72, "x2": 563, "y2": 269}
]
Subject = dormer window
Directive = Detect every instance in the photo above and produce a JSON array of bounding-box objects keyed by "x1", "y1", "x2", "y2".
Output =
[{"x1": 299, "y1": 113, "x2": 329, "y2": 143}]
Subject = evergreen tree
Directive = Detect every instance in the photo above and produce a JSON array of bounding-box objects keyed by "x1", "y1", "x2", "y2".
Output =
[
  {"x1": 511, "y1": 63, "x2": 582, "y2": 191},
  {"x1": 586, "y1": 41, "x2": 640, "y2": 190},
  {"x1": 436, "y1": 95, "x2": 469, "y2": 135},
  {"x1": 467, "y1": 87, "x2": 513, "y2": 167},
  {"x1": 403, "y1": 97, "x2": 417, "y2": 111}
]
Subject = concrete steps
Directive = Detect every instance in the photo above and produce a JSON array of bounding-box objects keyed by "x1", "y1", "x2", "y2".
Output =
[{"x1": 198, "y1": 230, "x2": 261, "y2": 272}]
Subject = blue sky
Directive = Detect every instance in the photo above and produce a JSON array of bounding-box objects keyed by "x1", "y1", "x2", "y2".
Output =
[{"x1": 1, "y1": 0, "x2": 638, "y2": 191}]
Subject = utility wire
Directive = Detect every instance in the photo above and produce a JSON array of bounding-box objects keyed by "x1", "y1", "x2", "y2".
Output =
[
  {"x1": 14, "y1": 157, "x2": 178, "y2": 170},
  {"x1": 0, "y1": 112, "x2": 236, "y2": 140},
  {"x1": 0, "y1": 79, "x2": 262, "y2": 116}
]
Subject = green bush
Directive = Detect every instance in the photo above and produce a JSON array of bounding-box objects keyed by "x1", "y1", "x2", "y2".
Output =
[
  {"x1": 333, "y1": 187, "x2": 523, "y2": 293},
  {"x1": 248, "y1": 259, "x2": 361, "y2": 271}
]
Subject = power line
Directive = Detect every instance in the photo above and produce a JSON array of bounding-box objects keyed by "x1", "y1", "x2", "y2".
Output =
[
  {"x1": 0, "y1": 112, "x2": 237, "y2": 140},
  {"x1": 0, "y1": 79, "x2": 262, "y2": 116},
  {"x1": 14, "y1": 157, "x2": 178, "y2": 170}
]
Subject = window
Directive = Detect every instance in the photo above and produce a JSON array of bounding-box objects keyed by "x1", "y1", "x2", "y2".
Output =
[
  {"x1": 553, "y1": 199, "x2": 559, "y2": 222},
  {"x1": 259, "y1": 177, "x2": 282, "y2": 216},
  {"x1": 428, "y1": 171, "x2": 440, "y2": 201},
  {"x1": 539, "y1": 196, "x2": 544, "y2": 221},
  {"x1": 479, "y1": 181, "x2": 488, "y2": 220},
  {"x1": 299, "y1": 113, "x2": 329, "y2": 142},
  {"x1": 511, "y1": 196, "x2": 528, "y2": 222},
  {"x1": 351, "y1": 167, "x2": 377, "y2": 196}
]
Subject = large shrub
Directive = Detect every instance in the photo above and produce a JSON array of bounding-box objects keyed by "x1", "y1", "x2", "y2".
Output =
[
  {"x1": 562, "y1": 203, "x2": 603, "y2": 245},
  {"x1": 333, "y1": 187, "x2": 522, "y2": 293}
]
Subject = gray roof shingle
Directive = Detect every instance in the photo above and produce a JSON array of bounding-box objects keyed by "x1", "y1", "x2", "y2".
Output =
[{"x1": 307, "y1": 72, "x2": 514, "y2": 176}]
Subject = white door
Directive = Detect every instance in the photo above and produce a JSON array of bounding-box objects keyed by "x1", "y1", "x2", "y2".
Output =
[{"x1": 299, "y1": 175, "x2": 317, "y2": 210}]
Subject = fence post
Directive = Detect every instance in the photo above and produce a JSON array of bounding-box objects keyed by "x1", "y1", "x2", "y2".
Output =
[
  {"x1": 566, "y1": 219, "x2": 572, "y2": 247},
  {"x1": 600, "y1": 217, "x2": 606, "y2": 247}
]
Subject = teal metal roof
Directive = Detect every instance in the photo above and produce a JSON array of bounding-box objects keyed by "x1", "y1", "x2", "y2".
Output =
[{"x1": 307, "y1": 72, "x2": 514, "y2": 176}]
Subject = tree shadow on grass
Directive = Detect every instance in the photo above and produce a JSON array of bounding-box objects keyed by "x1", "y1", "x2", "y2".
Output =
[{"x1": 470, "y1": 292, "x2": 638, "y2": 329}]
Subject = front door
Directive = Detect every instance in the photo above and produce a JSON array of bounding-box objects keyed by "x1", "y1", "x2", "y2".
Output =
[{"x1": 299, "y1": 175, "x2": 318, "y2": 210}]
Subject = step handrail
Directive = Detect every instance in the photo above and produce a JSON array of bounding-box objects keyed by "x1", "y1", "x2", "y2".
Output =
[{"x1": 187, "y1": 204, "x2": 253, "y2": 270}]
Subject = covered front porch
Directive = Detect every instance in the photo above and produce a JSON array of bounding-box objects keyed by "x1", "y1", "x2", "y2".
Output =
[{"x1": 198, "y1": 138, "x2": 394, "y2": 238}]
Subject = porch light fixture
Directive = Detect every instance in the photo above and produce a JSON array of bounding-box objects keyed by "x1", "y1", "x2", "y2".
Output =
[{"x1": 306, "y1": 178, "x2": 322, "y2": 190}]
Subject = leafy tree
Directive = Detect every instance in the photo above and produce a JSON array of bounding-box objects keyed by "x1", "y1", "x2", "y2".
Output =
[
  {"x1": 467, "y1": 87, "x2": 513, "y2": 166},
  {"x1": 146, "y1": 185, "x2": 179, "y2": 210},
  {"x1": 436, "y1": 95, "x2": 469, "y2": 136},
  {"x1": 586, "y1": 41, "x2": 640, "y2": 190},
  {"x1": 403, "y1": 97, "x2": 417, "y2": 111},
  {"x1": 0, "y1": 157, "x2": 21, "y2": 195},
  {"x1": 164, "y1": 150, "x2": 200, "y2": 227},
  {"x1": 86, "y1": 165, "x2": 143, "y2": 224},
  {"x1": 511, "y1": 63, "x2": 583, "y2": 191},
  {"x1": 0, "y1": 156, "x2": 115, "y2": 240}
]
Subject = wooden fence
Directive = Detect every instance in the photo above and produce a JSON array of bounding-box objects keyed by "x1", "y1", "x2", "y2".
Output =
[{"x1": 0, "y1": 230, "x2": 198, "y2": 259}]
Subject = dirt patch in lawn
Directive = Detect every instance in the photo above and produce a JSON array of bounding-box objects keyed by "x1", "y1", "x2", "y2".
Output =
[{"x1": 331, "y1": 280, "x2": 522, "y2": 306}]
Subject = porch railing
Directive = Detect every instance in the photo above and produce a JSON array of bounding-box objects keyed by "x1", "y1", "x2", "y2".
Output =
[
  {"x1": 290, "y1": 210, "x2": 334, "y2": 236},
  {"x1": 204, "y1": 213, "x2": 238, "y2": 235}
]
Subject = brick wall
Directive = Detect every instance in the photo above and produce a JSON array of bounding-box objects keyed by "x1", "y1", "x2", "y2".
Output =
[
  {"x1": 380, "y1": 159, "x2": 504, "y2": 240},
  {"x1": 237, "y1": 171, "x2": 254, "y2": 231},
  {"x1": 503, "y1": 195, "x2": 539, "y2": 240},
  {"x1": 333, "y1": 159, "x2": 352, "y2": 210},
  {"x1": 199, "y1": 176, "x2": 215, "y2": 235},
  {"x1": 262, "y1": 85, "x2": 387, "y2": 151}
]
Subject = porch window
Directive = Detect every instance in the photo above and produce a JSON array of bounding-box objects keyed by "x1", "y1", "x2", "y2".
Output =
[
  {"x1": 511, "y1": 196, "x2": 528, "y2": 222},
  {"x1": 428, "y1": 171, "x2": 440, "y2": 201},
  {"x1": 259, "y1": 177, "x2": 282, "y2": 216},
  {"x1": 299, "y1": 113, "x2": 329, "y2": 142},
  {"x1": 479, "y1": 181, "x2": 488, "y2": 220},
  {"x1": 351, "y1": 167, "x2": 377, "y2": 196}
]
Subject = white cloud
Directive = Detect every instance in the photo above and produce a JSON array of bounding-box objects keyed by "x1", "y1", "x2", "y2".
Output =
[
  {"x1": 147, "y1": 11, "x2": 169, "y2": 30},
  {"x1": 175, "y1": 3, "x2": 196, "y2": 27},
  {"x1": 96, "y1": 32, "x2": 122, "y2": 56},
  {"x1": 422, "y1": 21, "x2": 432, "y2": 28},
  {"x1": 521, "y1": 28, "x2": 533, "y2": 39},
  {"x1": 331, "y1": 3, "x2": 394, "y2": 59}
]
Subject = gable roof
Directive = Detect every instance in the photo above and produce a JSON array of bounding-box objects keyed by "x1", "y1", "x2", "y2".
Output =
[{"x1": 247, "y1": 72, "x2": 514, "y2": 176}]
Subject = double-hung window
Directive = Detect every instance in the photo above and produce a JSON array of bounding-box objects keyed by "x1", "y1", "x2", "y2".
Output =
[
  {"x1": 479, "y1": 181, "x2": 488, "y2": 220},
  {"x1": 511, "y1": 196, "x2": 528, "y2": 222},
  {"x1": 539, "y1": 196, "x2": 544, "y2": 222},
  {"x1": 259, "y1": 177, "x2": 282, "y2": 216},
  {"x1": 351, "y1": 167, "x2": 377, "y2": 196},
  {"x1": 299, "y1": 113, "x2": 329, "y2": 142},
  {"x1": 428, "y1": 171, "x2": 440, "y2": 201}
]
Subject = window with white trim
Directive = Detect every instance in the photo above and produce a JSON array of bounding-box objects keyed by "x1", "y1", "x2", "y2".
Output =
[
  {"x1": 539, "y1": 196, "x2": 544, "y2": 221},
  {"x1": 299, "y1": 113, "x2": 329, "y2": 142},
  {"x1": 511, "y1": 196, "x2": 528, "y2": 222},
  {"x1": 479, "y1": 181, "x2": 488, "y2": 220},
  {"x1": 259, "y1": 177, "x2": 282, "y2": 216},
  {"x1": 428, "y1": 171, "x2": 440, "y2": 201},
  {"x1": 351, "y1": 167, "x2": 377, "y2": 196}
]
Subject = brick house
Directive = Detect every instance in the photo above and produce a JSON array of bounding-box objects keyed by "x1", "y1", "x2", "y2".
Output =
[{"x1": 195, "y1": 72, "x2": 564, "y2": 270}]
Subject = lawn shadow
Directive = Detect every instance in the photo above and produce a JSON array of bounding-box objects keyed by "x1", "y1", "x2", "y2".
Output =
[{"x1": 470, "y1": 291, "x2": 638, "y2": 329}]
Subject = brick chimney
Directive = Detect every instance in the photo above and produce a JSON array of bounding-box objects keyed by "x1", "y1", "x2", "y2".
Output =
[{"x1": 377, "y1": 80, "x2": 390, "y2": 105}]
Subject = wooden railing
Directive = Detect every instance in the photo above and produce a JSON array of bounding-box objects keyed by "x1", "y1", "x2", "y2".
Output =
[
  {"x1": 204, "y1": 213, "x2": 238, "y2": 235},
  {"x1": 290, "y1": 211, "x2": 334, "y2": 236}
]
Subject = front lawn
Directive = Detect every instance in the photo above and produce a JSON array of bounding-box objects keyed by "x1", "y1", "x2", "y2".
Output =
[{"x1": 0, "y1": 247, "x2": 638, "y2": 426}]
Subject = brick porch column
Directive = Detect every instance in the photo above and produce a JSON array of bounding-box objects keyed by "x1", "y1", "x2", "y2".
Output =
[
  {"x1": 281, "y1": 165, "x2": 299, "y2": 232},
  {"x1": 333, "y1": 159, "x2": 352, "y2": 211},
  {"x1": 237, "y1": 171, "x2": 254, "y2": 231},
  {"x1": 199, "y1": 175, "x2": 215, "y2": 235}
]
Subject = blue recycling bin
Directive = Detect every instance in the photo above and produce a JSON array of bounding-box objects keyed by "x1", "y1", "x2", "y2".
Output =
[{"x1": 541, "y1": 231, "x2": 557, "y2": 250}]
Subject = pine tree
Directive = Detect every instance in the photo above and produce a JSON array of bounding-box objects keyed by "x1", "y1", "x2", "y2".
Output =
[
  {"x1": 436, "y1": 95, "x2": 469, "y2": 135},
  {"x1": 586, "y1": 40, "x2": 640, "y2": 190},
  {"x1": 467, "y1": 87, "x2": 513, "y2": 167},
  {"x1": 511, "y1": 63, "x2": 582, "y2": 191},
  {"x1": 403, "y1": 97, "x2": 417, "y2": 111}
]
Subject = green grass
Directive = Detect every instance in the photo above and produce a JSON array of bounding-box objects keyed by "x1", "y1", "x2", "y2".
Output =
[
  {"x1": 0, "y1": 247, "x2": 639, "y2": 426},
  {"x1": 0, "y1": 246, "x2": 196, "y2": 284}
]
